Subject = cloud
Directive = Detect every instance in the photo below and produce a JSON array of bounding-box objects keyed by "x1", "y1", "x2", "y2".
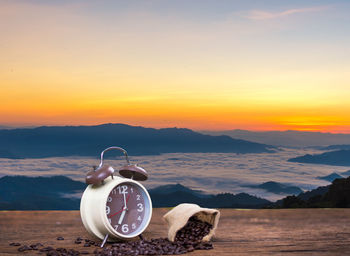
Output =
[{"x1": 242, "y1": 6, "x2": 328, "y2": 20}]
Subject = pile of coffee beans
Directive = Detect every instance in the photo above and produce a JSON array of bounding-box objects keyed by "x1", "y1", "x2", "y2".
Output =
[
  {"x1": 9, "y1": 216, "x2": 214, "y2": 256},
  {"x1": 94, "y1": 216, "x2": 213, "y2": 256}
]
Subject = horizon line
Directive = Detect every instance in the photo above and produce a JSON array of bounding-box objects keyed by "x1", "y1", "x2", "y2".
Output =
[{"x1": 1, "y1": 122, "x2": 350, "y2": 135}]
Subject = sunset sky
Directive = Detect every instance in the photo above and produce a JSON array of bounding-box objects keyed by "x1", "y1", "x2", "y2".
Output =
[{"x1": 1, "y1": 0, "x2": 350, "y2": 132}]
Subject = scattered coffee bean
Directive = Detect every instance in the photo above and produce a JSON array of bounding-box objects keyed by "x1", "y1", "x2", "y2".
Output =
[
  {"x1": 18, "y1": 245, "x2": 32, "y2": 252},
  {"x1": 12, "y1": 216, "x2": 214, "y2": 256},
  {"x1": 40, "y1": 246, "x2": 53, "y2": 252},
  {"x1": 9, "y1": 242, "x2": 21, "y2": 246}
]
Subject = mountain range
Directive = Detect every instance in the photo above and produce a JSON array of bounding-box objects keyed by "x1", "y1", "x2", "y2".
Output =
[
  {"x1": 288, "y1": 150, "x2": 350, "y2": 166},
  {"x1": 0, "y1": 176, "x2": 271, "y2": 210},
  {"x1": 269, "y1": 176, "x2": 350, "y2": 208},
  {"x1": 201, "y1": 129, "x2": 350, "y2": 148},
  {"x1": 2, "y1": 174, "x2": 349, "y2": 210},
  {"x1": 0, "y1": 123, "x2": 275, "y2": 158}
]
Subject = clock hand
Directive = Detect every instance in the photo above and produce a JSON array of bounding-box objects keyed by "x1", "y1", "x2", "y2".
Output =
[
  {"x1": 117, "y1": 194, "x2": 131, "y2": 225},
  {"x1": 118, "y1": 209, "x2": 126, "y2": 224},
  {"x1": 125, "y1": 193, "x2": 131, "y2": 208},
  {"x1": 123, "y1": 191, "x2": 127, "y2": 209},
  {"x1": 109, "y1": 194, "x2": 131, "y2": 218},
  {"x1": 109, "y1": 208, "x2": 123, "y2": 218}
]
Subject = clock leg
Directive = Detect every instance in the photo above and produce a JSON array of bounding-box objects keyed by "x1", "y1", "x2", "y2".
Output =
[
  {"x1": 100, "y1": 234, "x2": 109, "y2": 248},
  {"x1": 138, "y1": 234, "x2": 144, "y2": 241}
]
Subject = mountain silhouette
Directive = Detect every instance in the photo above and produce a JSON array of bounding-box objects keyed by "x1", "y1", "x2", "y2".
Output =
[
  {"x1": 0, "y1": 175, "x2": 85, "y2": 210},
  {"x1": 288, "y1": 150, "x2": 350, "y2": 166},
  {"x1": 268, "y1": 176, "x2": 350, "y2": 208},
  {"x1": 0, "y1": 176, "x2": 271, "y2": 210},
  {"x1": 248, "y1": 181, "x2": 303, "y2": 195},
  {"x1": 320, "y1": 145, "x2": 350, "y2": 151},
  {"x1": 0, "y1": 123, "x2": 275, "y2": 158},
  {"x1": 341, "y1": 170, "x2": 350, "y2": 176},
  {"x1": 317, "y1": 172, "x2": 343, "y2": 182},
  {"x1": 201, "y1": 129, "x2": 350, "y2": 148},
  {"x1": 297, "y1": 185, "x2": 329, "y2": 201}
]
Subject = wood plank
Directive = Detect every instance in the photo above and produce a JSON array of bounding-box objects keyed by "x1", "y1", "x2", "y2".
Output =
[{"x1": 1, "y1": 209, "x2": 350, "y2": 255}]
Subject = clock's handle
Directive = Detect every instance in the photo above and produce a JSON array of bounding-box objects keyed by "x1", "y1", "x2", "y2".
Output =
[{"x1": 98, "y1": 146, "x2": 130, "y2": 169}]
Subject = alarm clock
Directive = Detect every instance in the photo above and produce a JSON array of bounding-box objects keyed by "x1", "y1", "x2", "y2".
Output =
[{"x1": 80, "y1": 146, "x2": 152, "y2": 247}]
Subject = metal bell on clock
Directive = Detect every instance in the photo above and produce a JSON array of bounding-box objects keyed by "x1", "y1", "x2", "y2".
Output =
[{"x1": 85, "y1": 146, "x2": 148, "y2": 185}]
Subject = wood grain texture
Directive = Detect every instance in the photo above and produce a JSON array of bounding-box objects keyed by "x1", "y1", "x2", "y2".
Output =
[{"x1": 1, "y1": 209, "x2": 350, "y2": 255}]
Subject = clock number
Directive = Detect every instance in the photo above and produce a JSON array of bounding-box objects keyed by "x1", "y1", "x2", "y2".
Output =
[
  {"x1": 137, "y1": 216, "x2": 142, "y2": 221},
  {"x1": 106, "y1": 206, "x2": 110, "y2": 215},
  {"x1": 132, "y1": 223, "x2": 136, "y2": 229},
  {"x1": 137, "y1": 203, "x2": 143, "y2": 212},
  {"x1": 112, "y1": 189, "x2": 117, "y2": 194},
  {"x1": 131, "y1": 188, "x2": 134, "y2": 193},
  {"x1": 122, "y1": 224, "x2": 129, "y2": 233},
  {"x1": 136, "y1": 195, "x2": 141, "y2": 200},
  {"x1": 107, "y1": 196, "x2": 112, "y2": 202},
  {"x1": 118, "y1": 185, "x2": 128, "y2": 194},
  {"x1": 114, "y1": 225, "x2": 119, "y2": 230}
]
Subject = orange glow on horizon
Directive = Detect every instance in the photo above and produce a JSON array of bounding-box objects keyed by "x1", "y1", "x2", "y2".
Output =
[{"x1": 1, "y1": 1, "x2": 350, "y2": 134}]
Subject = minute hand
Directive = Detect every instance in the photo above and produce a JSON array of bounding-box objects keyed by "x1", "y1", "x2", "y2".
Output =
[{"x1": 118, "y1": 193, "x2": 131, "y2": 225}]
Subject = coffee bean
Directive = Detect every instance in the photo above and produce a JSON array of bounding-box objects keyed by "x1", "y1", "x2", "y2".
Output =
[
  {"x1": 18, "y1": 245, "x2": 31, "y2": 252},
  {"x1": 92, "y1": 217, "x2": 213, "y2": 255},
  {"x1": 40, "y1": 246, "x2": 54, "y2": 252},
  {"x1": 12, "y1": 216, "x2": 214, "y2": 255},
  {"x1": 9, "y1": 242, "x2": 21, "y2": 246}
]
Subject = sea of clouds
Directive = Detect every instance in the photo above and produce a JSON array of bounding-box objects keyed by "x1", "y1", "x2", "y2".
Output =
[{"x1": 0, "y1": 148, "x2": 347, "y2": 201}]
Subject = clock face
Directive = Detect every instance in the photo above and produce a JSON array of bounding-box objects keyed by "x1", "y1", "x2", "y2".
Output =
[{"x1": 105, "y1": 182, "x2": 150, "y2": 236}]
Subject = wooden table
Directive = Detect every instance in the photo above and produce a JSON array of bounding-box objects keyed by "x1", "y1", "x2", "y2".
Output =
[{"x1": 1, "y1": 209, "x2": 350, "y2": 255}]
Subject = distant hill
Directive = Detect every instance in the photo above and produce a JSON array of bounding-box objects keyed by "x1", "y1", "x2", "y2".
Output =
[
  {"x1": 341, "y1": 170, "x2": 350, "y2": 176},
  {"x1": 268, "y1": 176, "x2": 350, "y2": 208},
  {"x1": 149, "y1": 190, "x2": 270, "y2": 208},
  {"x1": 320, "y1": 145, "x2": 350, "y2": 151},
  {"x1": 317, "y1": 172, "x2": 343, "y2": 182},
  {"x1": 271, "y1": 185, "x2": 330, "y2": 208},
  {"x1": 0, "y1": 125, "x2": 14, "y2": 130},
  {"x1": 0, "y1": 176, "x2": 85, "y2": 210},
  {"x1": 200, "y1": 129, "x2": 350, "y2": 148},
  {"x1": 0, "y1": 176, "x2": 271, "y2": 210},
  {"x1": 247, "y1": 181, "x2": 303, "y2": 195},
  {"x1": 288, "y1": 150, "x2": 350, "y2": 166},
  {"x1": 0, "y1": 123, "x2": 275, "y2": 158},
  {"x1": 297, "y1": 185, "x2": 330, "y2": 201},
  {"x1": 148, "y1": 183, "x2": 270, "y2": 208}
]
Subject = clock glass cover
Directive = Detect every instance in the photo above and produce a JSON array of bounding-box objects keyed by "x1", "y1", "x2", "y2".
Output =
[{"x1": 105, "y1": 182, "x2": 150, "y2": 236}]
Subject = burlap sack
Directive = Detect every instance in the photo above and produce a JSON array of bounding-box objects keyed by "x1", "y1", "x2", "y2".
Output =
[{"x1": 163, "y1": 203, "x2": 220, "y2": 242}]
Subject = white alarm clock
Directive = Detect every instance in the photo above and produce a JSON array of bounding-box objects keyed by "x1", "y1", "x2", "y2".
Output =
[{"x1": 80, "y1": 147, "x2": 152, "y2": 247}]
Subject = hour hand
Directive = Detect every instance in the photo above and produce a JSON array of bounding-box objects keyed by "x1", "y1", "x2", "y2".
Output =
[{"x1": 118, "y1": 209, "x2": 126, "y2": 224}]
